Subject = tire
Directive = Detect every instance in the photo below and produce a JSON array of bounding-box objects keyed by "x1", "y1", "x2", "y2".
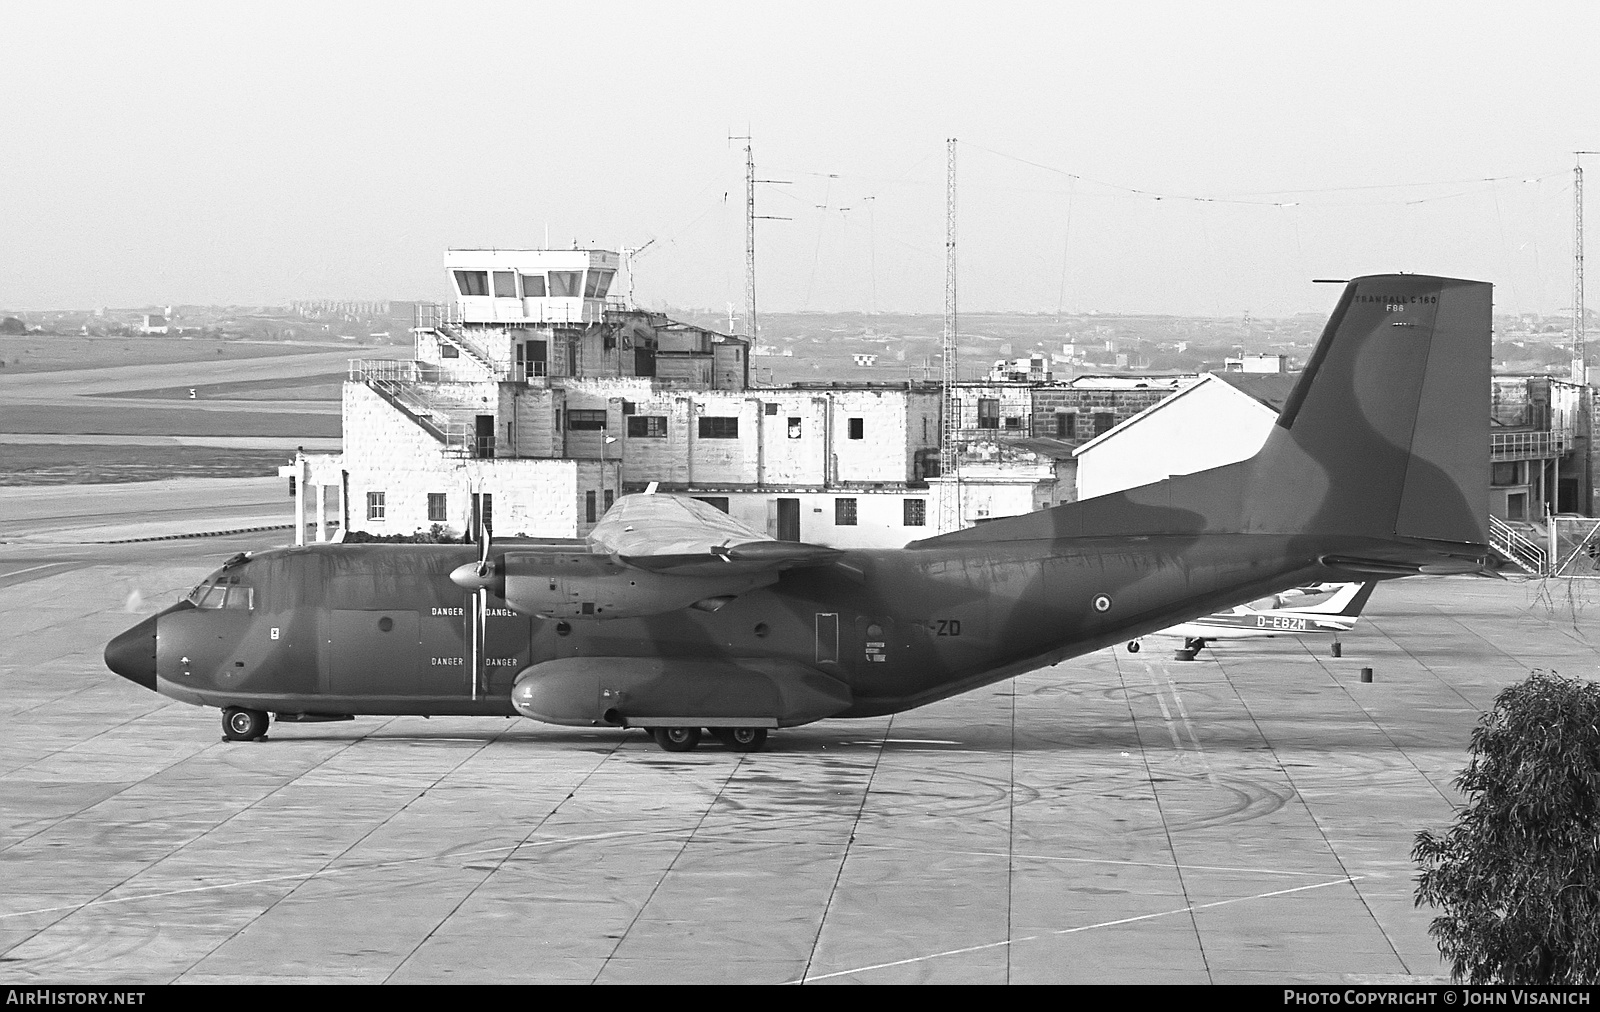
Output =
[
  {"x1": 653, "y1": 726, "x2": 701, "y2": 752},
  {"x1": 222, "y1": 707, "x2": 268, "y2": 741},
  {"x1": 1127, "y1": 641, "x2": 1141, "y2": 653},
  {"x1": 713, "y1": 727, "x2": 768, "y2": 752}
]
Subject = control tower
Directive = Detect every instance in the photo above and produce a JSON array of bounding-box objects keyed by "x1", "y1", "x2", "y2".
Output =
[{"x1": 445, "y1": 248, "x2": 619, "y2": 327}]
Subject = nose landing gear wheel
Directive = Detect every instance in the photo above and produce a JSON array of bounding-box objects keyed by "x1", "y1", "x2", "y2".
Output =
[
  {"x1": 222, "y1": 707, "x2": 269, "y2": 741},
  {"x1": 652, "y1": 726, "x2": 701, "y2": 752},
  {"x1": 1126, "y1": 641, "x2": 1141, "y2": 653},
  {"x1": 713, "y1": 727, "x2": 768, "y2": 752}
]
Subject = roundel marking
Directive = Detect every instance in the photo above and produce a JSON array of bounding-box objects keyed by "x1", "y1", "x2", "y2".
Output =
[{"x1": 1092, "y1": 594, "x2": 1112, "y2": 613}]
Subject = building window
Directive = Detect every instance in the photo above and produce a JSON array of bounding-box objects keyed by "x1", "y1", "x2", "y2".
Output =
[
  {"x1": 693, "y1": 496, "x2": 730, "y2": 513},
  {"x1": 627, "y1": 415, "x2": 667, "y2": 437},
  {"x1": 567, "y1": 409, "x2": 607, "y2": 430},
  {"x1": 764, "y1": 403, "x2": 778, "y2": 415},
  {"x1": 549, "y1": 271, "x2": 582, "y2": 297},
  {"x1": 427, "y1": 493, "x2": 446, "y2": 522},
  {"x1": 586, "y1": 490, "x2": 597, "y2": 523},
  {"x1": 440, "y1": 344, "x2": 459, "y2": 359},
  {"x1": 1056, "y1": 412, "x2": 1075, "y2": 438},
  {"x1": 621, "y1": 400, "x2": 636, "y2": 415},
  {"x1": 1004, "y1": 416, "x2": 1023, "y2": 430},
  {"x1": 492, "y1": 271, "x2": 517, "y2": 298},
  {"x1": 1491, "y1": 461, "x2": 1523, "y2": 487},
  {"x1": 698, "y1": 416, "x2": 739, "y2": 438},
  {"x1": 584, "y1": 270, "x2": 615, "y2": 299},
  {"x1": 452, "y1": 270, "x2": 488, "y2": 296},
  {"x1": 366, "y1": 491, "x2": 386, "y2": 521},
  {"x1": 604, "y1": 489, "x2": 614, "y2": 511},
  {"x1": 1093, "y1": 412, "x2": 1115, "y2": 435},
  {"x1": 977, "y1": 398, "x2": 1000, "y2": 429},
  {"x1": 835, "y1": 498, "x2": 858, "y2": 526},
  {"x1": 520, "y1": 273, "x2": 546, "y2": 297},
  {"x1": 904, "y1": 499, "x2": 926, "y2": 526},
  {"x1": 788, "y1": 417, "x2": 802, "y2": 439},
  {"x1": 848, "y1": 417, "x2": 865, "y2": 439}
]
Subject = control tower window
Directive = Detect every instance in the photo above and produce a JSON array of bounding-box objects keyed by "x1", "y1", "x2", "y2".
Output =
[
  {"x1": 521, "y1": 273, "x2": 546, "y2": 297},
  {"x1": 584, "y1": 270, "x2": 615, "y2": 299},
  {"x1": 549, "y1": 271, "x2": 583, "y2": 298},
  {"x1": 493, "y1": 271, "x2": 517, "y2": 298},
  {"x1": 453, "y1": 270, "x2": 489, "y2": 296}
]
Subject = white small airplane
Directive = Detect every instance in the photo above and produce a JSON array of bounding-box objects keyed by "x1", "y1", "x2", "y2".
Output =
[{"x1": 1126, "y1": 582, "x2": 1377, "y2": 661}]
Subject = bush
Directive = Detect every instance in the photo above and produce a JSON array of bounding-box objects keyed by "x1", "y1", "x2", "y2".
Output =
[
  {"x1": 340, "y1": 524, "x2": 462, "y2": 544},
  {"x1": 1413, "y1": 669, "x2": 1600, "y2": 984}
]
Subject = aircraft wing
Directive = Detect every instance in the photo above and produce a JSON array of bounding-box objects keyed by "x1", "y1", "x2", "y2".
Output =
[{"x1": 588, "y1": 493, "x2": 841, "y2": 576}]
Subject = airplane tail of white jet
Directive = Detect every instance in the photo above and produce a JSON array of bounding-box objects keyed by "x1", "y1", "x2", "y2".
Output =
[{"x1": 1286, "y1": 581, "x2": 1376, "y2": 618}]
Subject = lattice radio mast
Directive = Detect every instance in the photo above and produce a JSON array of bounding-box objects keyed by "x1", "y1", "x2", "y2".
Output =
[
  {"x1": 728, "y1": 133, "x2": 790, "y2": 341},
  {"x1": 939, "y1": 137, "x2": 961, "y2": 533},
  {"x1": 1576, "y1": 152, "x2": 1598, "y2": 384}
]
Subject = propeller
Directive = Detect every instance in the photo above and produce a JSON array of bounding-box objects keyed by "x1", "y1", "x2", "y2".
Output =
[{"x1": 477, "y1": 520, "x2": 493, "y2": 578}]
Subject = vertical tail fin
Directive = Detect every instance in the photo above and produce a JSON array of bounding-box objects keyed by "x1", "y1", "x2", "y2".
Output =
[
  {"x1": 920, "y1": 273, "x2": 1491, "y2": 550},
  {"x1": 1244, "y1": 275, "x2": 1491, "y2": 544}
]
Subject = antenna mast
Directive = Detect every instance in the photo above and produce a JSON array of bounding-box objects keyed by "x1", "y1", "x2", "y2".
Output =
[
  {"x1": 745, "y1": 140, "x2": 757, "y2": 340},
  {"x1": 1576, "y1": 152, "x2": 1598, "y2": 383},
  {"x1": 728, "y1": 133, "x2": 790, "y2": 341},
  {"x1": 939, "y1": 137, "x2": 961, "y2": 533}
]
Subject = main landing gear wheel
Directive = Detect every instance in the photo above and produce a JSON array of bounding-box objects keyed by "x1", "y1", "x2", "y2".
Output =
[
  {"x1": 652, "y1": 726, "x2": 701, "y2": 752},
  {"x1": 222, "y1": 707, "x2": 269, "y2": 742},
  {"x1": 713, "y1": 727, "x2": 768, "y2": 752}
]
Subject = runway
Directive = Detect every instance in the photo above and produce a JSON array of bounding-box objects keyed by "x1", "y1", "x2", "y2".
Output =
[{"x1": 2, "y1": 484, "x2": 1595, "y2": 984}]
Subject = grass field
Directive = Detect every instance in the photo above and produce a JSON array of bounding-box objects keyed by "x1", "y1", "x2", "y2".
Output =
[
  {"x1": 0, "y1": 334, "x2": 358, "y2": 373},
  {"x1": 0, "y1": 404, "x2": 340, "y2": 438},
  {"x1": 0, "y1": 444, "x2": 293, "y2": 485},
  {"x1": 98, "y1": 372, "x2": 348, "y2": 401}
]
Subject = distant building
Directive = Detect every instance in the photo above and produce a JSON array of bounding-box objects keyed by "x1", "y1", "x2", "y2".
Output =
[
  {"x1": 139, "y1": 313, "x2": 169, "y2": 335},
  {"x1": 1223, "y1": 353, "x2": 1288, "y2": 374}
]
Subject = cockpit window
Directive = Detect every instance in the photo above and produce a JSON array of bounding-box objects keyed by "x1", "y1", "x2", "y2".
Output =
[{"x1": 189, "y1": 575, "x2": 253, "y2": 610}]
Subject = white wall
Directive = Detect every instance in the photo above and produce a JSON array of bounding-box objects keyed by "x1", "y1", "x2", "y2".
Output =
[{"x1": 1074, "y1": 376, "x2": 1277, "y2": 500}]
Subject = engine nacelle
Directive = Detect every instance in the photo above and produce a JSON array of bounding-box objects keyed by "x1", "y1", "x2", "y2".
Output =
[{"x1": 510, "y1": 657, "x2": 853, "y2": 727}]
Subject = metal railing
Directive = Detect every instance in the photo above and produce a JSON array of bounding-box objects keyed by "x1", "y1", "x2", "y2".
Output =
[
  {"x1": 1491, "y1": 428, "x2": 1572, "y2": 460},
  {"x1": 1488, "y1": 515, "x2": 1547, "y2": 575},
  {"x1": 1548, "y1": 516, "x2": 1600, "y2": 578},
  {"x1": 348, "y1": 359, "x2": 488, "y2": 386}
]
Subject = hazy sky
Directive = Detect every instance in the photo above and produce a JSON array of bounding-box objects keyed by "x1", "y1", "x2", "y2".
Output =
[{"x1": 6, "y1": 1, "x2": 1600, "y2": 316}]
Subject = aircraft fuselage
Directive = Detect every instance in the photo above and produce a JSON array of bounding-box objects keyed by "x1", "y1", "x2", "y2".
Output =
[{"x1": 128, "y1": 533, "x2": 1359, "y2": 725}]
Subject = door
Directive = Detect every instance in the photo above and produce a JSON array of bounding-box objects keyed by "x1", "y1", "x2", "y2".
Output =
[
  {"x1": 777, "y1": 498, "x2": 800, "y2": 542},
  {"x1": 474, "y1": 415, "x2": 495, "y2": 459}
]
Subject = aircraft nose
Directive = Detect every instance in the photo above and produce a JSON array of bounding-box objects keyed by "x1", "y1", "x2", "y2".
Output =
[{"x1": 105, "y1": 615, "x2": 158, "y2": 691}]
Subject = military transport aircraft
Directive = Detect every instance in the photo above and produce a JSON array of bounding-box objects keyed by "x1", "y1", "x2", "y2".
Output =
[
  {"x1": 105, "y1": 274, "x2": 1492, "y2": 751},
  {"x1": 1124, "y1": 581, "x2": 1376, "y2": 660}
]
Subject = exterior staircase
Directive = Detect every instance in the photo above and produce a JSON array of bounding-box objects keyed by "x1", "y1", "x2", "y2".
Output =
[
  {"x1": 1488, "y1": 515, "x2": 1546, "y2": 575},
  {"x1": 349, "y1": 360, "x2": 473, "y2": 455}
]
